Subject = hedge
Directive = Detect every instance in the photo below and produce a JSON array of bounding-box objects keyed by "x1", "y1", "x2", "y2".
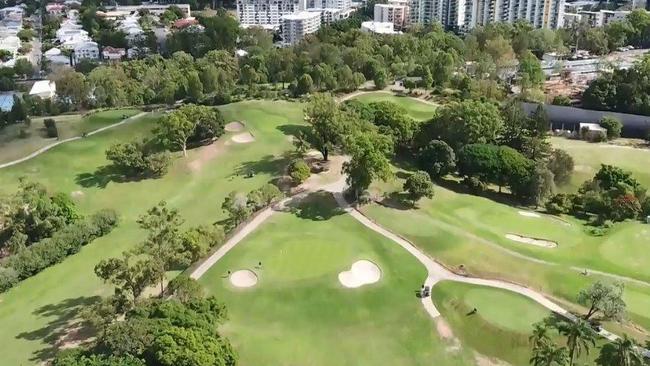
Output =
[{"x1": 0, "y1": 209, "x2": 119, "y2": 293}]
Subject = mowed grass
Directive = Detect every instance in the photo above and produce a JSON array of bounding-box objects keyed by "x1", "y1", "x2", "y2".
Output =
[
  {"x1": 0, "y1": 109, "x2": 141, "y2": 165},
  {"x1": 432, "y1": 281, "x2": 552, "y2": 365},
  {"x1": 0, "y1": 100, "x2": 304, "y2": 365},
  {"x1": 199, "y1": 193, "x2": 475, "y2": 366},
  {"x1": 551, "y1": 137, "x2": 650, "y2": 193},
  {"x1": 351, "y1": 92, "x2": 437, "y2": 121}
]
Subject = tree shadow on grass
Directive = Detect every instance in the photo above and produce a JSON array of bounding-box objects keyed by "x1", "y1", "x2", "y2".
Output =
[
  {"x1": 284, "y1": 191, "x2": 345, "y2": 221},
  {"x1": 17, "y1": 295, "x2": 101, "y2": 362},
  {"x1": 276, "y1": 124, "x2": 310, "y2": 138},
  {"x1": 232, "y1": 154, "x2": 290, "y2": 178},
  {"x1": 75, "y1": 165, "x2": 147, "y2": 189},
  {"x1": 377, "y1": 192, "x2": 416, "y2": 211},
  {"x1": 435, "y1": 177, "x2": 525, "y2": 208}
]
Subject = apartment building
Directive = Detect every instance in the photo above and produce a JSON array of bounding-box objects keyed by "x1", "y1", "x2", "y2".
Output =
[
  {"x1": 281, "y1": 11, "x2": 321, "y2": 44},
  {"x1": 237, "y1": 0, "x2": 305, "y2": 29},
  {"x1": 566, "y1": 9, "x2": 628, "y2": 27},
  {"x1": 374, "y1": 0, "x2": 410, "y2": 29},
  {"x1": 409, "y1": 0, "x2": 565, "y2": 30}
]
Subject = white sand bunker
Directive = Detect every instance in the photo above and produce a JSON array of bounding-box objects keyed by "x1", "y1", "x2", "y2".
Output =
[
  {"x1": 70, "y1": 190, "x2": 84, "y2": 198},
  {"x1": 518, "y1": 210, "x2": 540, "y2": 218},
  {"x1": 231, "y1": 132, "x2": 255, "y2": 143},
  {"x1": 506, "y1": 234, "x2": 557, "y2": 248},
  {"x1": 230, "y1": 269, "x2": 258, "y2": 288},
  {"x1": 225, "y1": 121, "x2": 245, "y2": 132},
  {"x1": 338, "y1": 260, "x2": 381, "y2": 288}
]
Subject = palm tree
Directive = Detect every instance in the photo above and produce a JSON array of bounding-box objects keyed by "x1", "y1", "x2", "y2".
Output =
[
  {"x1": 596, "y1": 334, "x2": 645, "y2": 366},
  {"x1": 530, "y1": 341, "x2": 569, "y2": 366},
  {"x1": 530, "y1": 321, "x2": 552, "y2": 348},
  {"x1": 555, "y1": 318, "x2": 596, "y2": 366}
]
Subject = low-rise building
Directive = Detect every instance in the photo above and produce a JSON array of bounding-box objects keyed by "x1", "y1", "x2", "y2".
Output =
[
  {"x1": 281, "y1": 11, "x2": 321, "y2": 45},
  {"x1": 73, "y1": 41, "x2": 99, "y2": 63},
  {"x1": 46, "y1": 3, "x2": 66, "y2": 15},
  {"x1": 99, "y1": 4, "x2": 191, "y2": 19},
  {"x1": 29, "y1": 80, "x2": 57, "y2": 99},
  {"x1": 0, "y1": 92, "x2": 16, "y2": 112},
  {"x1": 568, "y1": 9, "x2": 629, "y2": 27},
  {"x1": 360, "y1": 21, "x2": 398, "y2": 34},
  {"x1": 102, "y1": 46, "x2": 126, "y2": 60},
  {"x1": 44, "y1": 47, "x2": 71, "y2": 65}
]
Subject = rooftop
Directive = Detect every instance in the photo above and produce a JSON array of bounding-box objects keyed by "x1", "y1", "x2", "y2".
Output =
[{"x1": 282, "y1": 11, "x2": 321, "y2": 20}]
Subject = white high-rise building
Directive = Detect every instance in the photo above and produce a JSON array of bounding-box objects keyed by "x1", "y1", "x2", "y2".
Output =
[
  {"x1": 237, "y1": 0, "x2": 306, "y2": 29},
  {"x1": 281, "y1": 11, "x2": 321, "y2": 44},
  {"x1": 374, "y1": 0, "x2": 410, "y2": 29},
  {"x1": 410, "y1": 0, "x2": 565, "y2": 30}
]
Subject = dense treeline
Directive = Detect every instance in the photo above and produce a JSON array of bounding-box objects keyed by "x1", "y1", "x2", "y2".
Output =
[{"x1": 582, "y1": 56, "x2": 650, "y2": 116}]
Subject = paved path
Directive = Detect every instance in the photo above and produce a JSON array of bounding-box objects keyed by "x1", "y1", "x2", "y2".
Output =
[{"x1": 0, "y1": 112, "x2": 148, "y2": 169}]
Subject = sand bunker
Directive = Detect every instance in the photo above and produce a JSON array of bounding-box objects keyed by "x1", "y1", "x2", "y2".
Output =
[
  {"x1": 225, "y1": 121, "x2": 245, "y2": 132},
  {"x1": 338, "y1": 260, "x2": 381, "y2": 288},
  {"x1": 506, "y1": 234, "x2": 557, "y2": 248},
  {"x1": 70, "y1": 190, "x2": 84, "y2": 198},
  {"x1": 518, "y1": 211, "x2": 540, "y2": 218},
  {"x1": 231, "y1": 132, "x2": 255, "y2": 144},
  {"x1": 230, "y1": 269, "x2": 258, "y2": 288}
]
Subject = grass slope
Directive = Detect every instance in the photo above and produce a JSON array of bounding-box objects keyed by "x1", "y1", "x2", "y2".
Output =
[
  {"x1": 351, "y1": 92, "x2": 437, "y2": 121},
  {"x1": 0, "y1": 101, "x2": 304, "y2": 365},
  {"x1": 0, "y1": 109, "x2": 141, "y2": 165},
  {"x1": 199, "y1": 193, "x2": 475, "y2": 366}
]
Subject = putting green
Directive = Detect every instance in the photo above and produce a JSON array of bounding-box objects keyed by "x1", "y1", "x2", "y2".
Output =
[
  {"x1": 198, "y1": 193, "x2": 476, "y2": 366},
  {"x1": 432, "y1": 281, "x2": 552, "y2": 365},
  {"x1": 351, "y1": 92, "x2": 437, "y2": 121},
  {"x1": 0, "y1": 100, "x2": 305, "y2": 365}
]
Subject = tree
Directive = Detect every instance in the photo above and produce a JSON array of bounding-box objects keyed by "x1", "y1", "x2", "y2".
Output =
[
  {"x1": 13, "y1": 59, "x2": 33, "y2": 78},
  {"x1": 418, "y1": 100, "x2": 504, "y2": 150},
  {"x1": 373, "y1": 68, "x2": 388, "y2": 89},
  {"x1": 288, "y1": 159, "x2": 311, "y2": 185},
  {"x1": 106, "y1": 139, "x2": 172, "y2": 178},
  {"x1": 155, "y1": 104, "x2": 224, "y2": 156},
  {"x1": 577, "y1": 280, "x2": 626, "y2": 321},
  {"x1": 180, "y1": 225, "x2": 224, "y2": 263},
  {"x1": 417, "y1": 140, "x2": 456, "y2": 179},
  {"x1": 600, "y1": 116, "x2": 623, "y2": 140},
  {"x1": 520, "y1": 163, "x2": 556, "y2": 207},
  {"x1": 9, "y1": 95, "x2": 27, "y2": 122},
  {"x1": 403, "y1": 171, "x2": 435, "y2": 203},
  {"x1": 547, "y1": 149, "x2": 574, "y2": 186},
  {"x1": 304, "y1": 93, "x2": 343, "y2": 161},
  {"x1": 368, "y1": 101, "x2": 418, "y2": 150},
  {"x1": 151, "y1": 326, "x2": 236, "y2": 366},
  {"x1": 593, "y1": 165, "x2": 641, "y2": 191},
  {"x1": 342, "y1": 132, "x2": 393, "y2": 200},
  {"x1": 168, "y1": 275, "x2": 204, "y2": 303},
  {"x1": 221, "y1": 191, "x2": 251, "y2": 228},
  {"x1": 596, "y1": 334, "x2": 645, "y2": 366},
  {"x1": 555, "y1": 318, "x2": 596, "y2": 366},
  {"x1": 296, "y1": 74, "x2": 314, "y2": 96},
  {"x1": 94, "y1": 254, "x2": 160, "y2": 304},
  {"x1": 518, "y1": 50, "x2": 544, "y2": 88},
  {"x1": 53, "y1": 352, "x2": 145, "y2": 366},
  {"x1": 186, "y1": 71, "x2": 204, "y2": 101},
  {"x1": 530, "y1": 341, "x2": 569, "y2": 366},
  {"x1": 135, "y1": 201, "x2": 186, "y2": 294},
  {"x1": 55, "y1": 69, "x2": 89, "y2": 109}
]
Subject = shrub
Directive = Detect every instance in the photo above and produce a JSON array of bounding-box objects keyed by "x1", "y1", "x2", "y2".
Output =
[
  {"x1": 610, "y1": 194, "x2": 641, "y2": 221},
  {"x1": 44, "y1": 118, "x2": 58, "y2": 138},
  {"x1": 1, "y1": 209, "x2": 119, "y2": 293},
  {"x1": 463, "y1": 176, "x2": 486, "y2": 193},
  {"x1": 0, "y1": 267, "x2": 19, "y2": 292},
  {"x1": 545, "y1": 193, "x2": 572, "y2": 214},
  {"x1": 600, "y1": 116, "x2": 622, "y2": 140},
  {"x1": 288, "y1": 159, "x2": 310, "y2": 185},
  {"x1": 551, "y1": 95, "x2": 572, "y2": 106},
  {"x1": 247, "y1": 184, "x2": 283, "y2": 211},
  {"x1": 403, "y1": 171, "x2": 435, "y2": 202}
]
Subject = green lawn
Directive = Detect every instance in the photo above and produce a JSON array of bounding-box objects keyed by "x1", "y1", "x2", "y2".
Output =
[
  {"x1": 199, "y1": 193, "x2": 475, "y2": 366},
  {"x1": 0, "y1": 100, "x2": 304, "y2": 365},
  {"x1": 551, "y1": 137, "x2": 650, "y2": 193},
  {"x1": 351, "y1": 92, "x2": 437, "y2": 121},
  {"x1": 0, "y1": 109, "x2": 141, "y2": 165}
]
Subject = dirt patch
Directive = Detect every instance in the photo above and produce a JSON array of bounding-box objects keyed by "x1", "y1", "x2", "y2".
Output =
[
  {"x1": 505, "y1": 233, "x2": 557, "y2": 248},
  {"x1": 518, "y1": 211, "x2": 540, "y2": 218},
  {"x1": 55, "y1": 322, "x2": 95, "y2": 351},
  {"x1": 187, "y1": 142, "x2": 224, "y2": 172},
  {"x1": 435, "y1": 318, "x2": 461, "y2": 352},
  {"x1": 231, "y1": 132, "x2": 255, "y2": 144},
  {"x1": 225, "y1": 121, "x2": 245, "y2": 132},
  {"x1": 474, "y1": 353, "x2": 510, "y2": 366},
  {"x1": 70, "y1": 190, "x2": 84, "y2": 198}
]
